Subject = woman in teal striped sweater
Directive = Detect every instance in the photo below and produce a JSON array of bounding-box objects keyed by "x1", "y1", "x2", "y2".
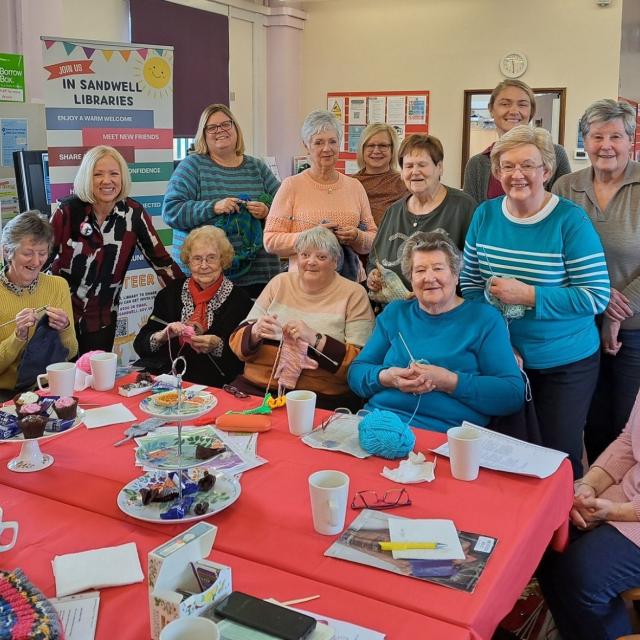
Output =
[
  {"x1": 163, "y1": 104, "x2": 281, "y2": 299},
  {"x1": 460, "y1": 126, "x2": 610, "y2": 477}
]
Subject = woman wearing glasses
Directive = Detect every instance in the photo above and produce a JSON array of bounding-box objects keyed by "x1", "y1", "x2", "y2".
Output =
[
  {"x1": 134, "y1": 226, "x2": 252, "y2": 386},
  {"x1": 163, "y1": 104, "x2": 281, "y2": 299},
  {"x1": 350, "y1": 123, "x2": 408, "y2": 225},
  {"x1": 463, "y1": 79, "x2": 570, "y2": 204},
  {"x1": 460, "y1": 125, "x2": 610, "y2": 477},
  {"x1": 366, "y1": 135, "x2": 476, "y2": 303}
]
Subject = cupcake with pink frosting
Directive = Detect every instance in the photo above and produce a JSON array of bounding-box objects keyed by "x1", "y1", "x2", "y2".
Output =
[{"x1": 53, "y1": 396, "x2": 78, "y2": 420}]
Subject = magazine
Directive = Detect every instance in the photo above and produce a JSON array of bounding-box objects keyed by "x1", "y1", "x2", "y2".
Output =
[{"x1": 325, "y1": 509, "x2": 497, "y2": 593}]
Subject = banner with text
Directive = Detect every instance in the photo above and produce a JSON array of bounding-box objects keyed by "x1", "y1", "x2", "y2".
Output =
[{"x1": 42, "y1": 37, "x2": 174, "y2": 364}]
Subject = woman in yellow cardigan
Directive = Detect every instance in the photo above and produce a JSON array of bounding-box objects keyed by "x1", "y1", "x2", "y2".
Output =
[{"x1": 0, "y1": 211, "x2": 77, "y2": 400}]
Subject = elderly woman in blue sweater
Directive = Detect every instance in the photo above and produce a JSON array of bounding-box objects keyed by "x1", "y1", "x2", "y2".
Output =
[
  {"x1": 163, "y1": 104, "x2": 281, "y2": 299},
  {"x1": 348, "y1": 230, "x2": 524, "y2": 431},
  {"x1": 460, "y1": 125, "x2": 610, "y2": 477}
]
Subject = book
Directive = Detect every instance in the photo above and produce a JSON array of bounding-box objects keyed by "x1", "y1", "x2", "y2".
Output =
[{"x1": 324, "y1": 509, "x2": 497, "y2": 593}]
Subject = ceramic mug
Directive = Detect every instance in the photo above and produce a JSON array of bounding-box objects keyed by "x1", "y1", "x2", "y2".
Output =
[
  {"x1": 37, "y1": 362, "x2": 76, "y2": 397},
  {"x1": 159, "y1": 617, "x2": 219, "y2": 640},
  {"x1": 0, "y1": 507, "x2": 18, "y2": 552},
  {"x1": 89, "y1": 352, "x2": 118, "y2": 391},
  {"x1": 447, "y1": 425, "x2": 483, "y2": 481},
  {"x1": 308, "y1": 469, "x2": 350, "y2": 535},
  {"x1": 286, "y1": 390, "x2": 317, "y2": 436}
]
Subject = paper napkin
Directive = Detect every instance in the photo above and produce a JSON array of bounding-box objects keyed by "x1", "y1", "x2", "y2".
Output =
[
  {"x1": 83, "y1": 403, "x2": 137, "y2": 429},
  {"x1": 52, "y1": 542, "x2": 144, "y2": 598},
  {"x1": 381, "y1": 451, "x2": 436, "y2": 483}
]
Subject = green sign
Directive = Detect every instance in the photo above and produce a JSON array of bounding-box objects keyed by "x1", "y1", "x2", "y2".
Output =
[{"x1": 0, "y1": 53, "x2": 25, "y2": 102}]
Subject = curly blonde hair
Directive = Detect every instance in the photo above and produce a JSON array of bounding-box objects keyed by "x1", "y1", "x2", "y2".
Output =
[{"x1": 180, "y1": 226, "x2": 235, "y2": 270}]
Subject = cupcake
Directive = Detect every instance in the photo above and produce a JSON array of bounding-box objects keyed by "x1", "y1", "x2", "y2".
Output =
[
  {"x1": 18, "y1": 414, "x2": 47, "y2": 439},
  {"x1": 13, "y1": 391, "x2": 40, "y2": 413},
  {"x1": 53, "y1": 396, "x2": 78, "y2": 420},
  {"x1": 18, "y1": 403, "x2": 43, "y2": 418}
]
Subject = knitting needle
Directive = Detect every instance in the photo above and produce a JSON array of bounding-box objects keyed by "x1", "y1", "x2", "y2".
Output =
[
  {"x1": 0, "y1": 306, "x2": 48, "y2": 330},
  {"x1": 398, "y1": 332, "x2": 430, "y2": 366},
  {"x1": 279, "y1": 595, "x2": 320, "y2": 606},
  {"x1": 150, "y1": 316, "x2": 226, "y2": 376},
  {"x1": 252, "y1": 304, "x2": 338, "y2": 366}
]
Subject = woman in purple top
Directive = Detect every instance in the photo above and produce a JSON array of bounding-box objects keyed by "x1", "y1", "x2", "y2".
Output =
[{"x1": 538, "y1": 390, "x2": 640, "y2": 639}]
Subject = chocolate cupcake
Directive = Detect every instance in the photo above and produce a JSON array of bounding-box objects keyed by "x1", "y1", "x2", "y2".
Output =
[
  {"x1": 53, "y1": 396, "x2": 78, "y2": 420},
  {"x1": 18, "y1": 414, "x2": 47, "y2": 439},
  {"x1": 13, "y1": 391, "x2": 40, "y2": 414}
]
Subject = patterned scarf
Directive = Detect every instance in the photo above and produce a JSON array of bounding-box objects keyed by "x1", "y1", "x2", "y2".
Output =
[{"x1": 187, "y1": 274, "x2": 223, "y2": 332}]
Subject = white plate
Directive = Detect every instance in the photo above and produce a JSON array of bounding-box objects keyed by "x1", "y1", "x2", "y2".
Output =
[
  {"x1": 117, "y1": 469, "x2": 240, "y2": 523},
  {"x1": 0, "y1": 407, "x2": 84, "y2": 443},
  {"x1": 139, "y1": 392, "x2": 217, "y2": 420}
]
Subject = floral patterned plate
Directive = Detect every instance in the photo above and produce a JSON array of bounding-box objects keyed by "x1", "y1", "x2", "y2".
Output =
[
  {"x1": 139, "y1": 391, "x2": 217, "y2": 419},
  {"x1": 117, "y1": 469, "x2": 240, "y2": 523},
  {"x1": 135, "y1": 427, "x2": 224, "y2": 471}
]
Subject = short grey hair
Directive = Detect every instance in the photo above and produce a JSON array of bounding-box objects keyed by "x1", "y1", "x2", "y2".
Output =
[
  {"x1": 400, "y1": 229, "x2": 462, "y2": 280},
  {"x1": 579, "y1": 99, "x2": 636, "y2": 140},
  {"x1": 490, "y1": 125, "x2": 556, "y2": 177},
  {"x1": 294, "y1": 226, "x2": 341, "y2": 263},
  {"x1": 301, "y1": 110, "x2": 343, "y2": 147},
  {"x1": 1, "y1": 210, "x2": 53, "y2": 262},
  {"x1": 73, "y1": 145, "x2": 132, "y2": 203}
]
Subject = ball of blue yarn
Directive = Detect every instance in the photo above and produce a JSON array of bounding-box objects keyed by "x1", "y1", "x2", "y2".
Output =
[{"x1": 359, "y1": 409, "x2": 415, "y2": 459}]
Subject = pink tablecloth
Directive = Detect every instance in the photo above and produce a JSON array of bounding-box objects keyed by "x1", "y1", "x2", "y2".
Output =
[{"x1": 0, "y1": 380, "x2": 572, "y2": 639}]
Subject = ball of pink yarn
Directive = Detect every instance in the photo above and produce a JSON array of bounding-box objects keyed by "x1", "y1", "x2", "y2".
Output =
[
  {"x1": 76, "y1": 350, "x2": 105, "y2": 373},
  {"x1": 179, "y1": 325, "x2": 197, "y2": 347}
]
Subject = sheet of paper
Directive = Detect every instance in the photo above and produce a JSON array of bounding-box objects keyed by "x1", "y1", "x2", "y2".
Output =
[
  {"x1": 83, "y1": 403, "x2": 137, "y2": 429},
  {"x1": 406, "y1": 95, "x2": 427, "y2": 124},
  {"x1": 388, "y1": 518, "x2": 465, "y2": 560},
  {"x1": 50, "y1": 591, "x2": 100, "y2": 640},
  {"x1": 348, "y1": 125, "x2": 365, "y2": 153},
  {"x1": 348, "y1": 97, "x2": 367, "y2": 125},
  {"x1": 327, "y1": 96, "x2": 345, "y2": 123},
  {"x1": 367, "y1": 96, "x2": 386, "y2": 124},
  {"x1": 431, "y1": 422, "x2": 568, "y2": 478},
  {"x1": 280, "y1": 603, "x2": 386, "y2": 640},
  {"x1": 386, "y1": 96, "x2": 406, "y2": 124}
]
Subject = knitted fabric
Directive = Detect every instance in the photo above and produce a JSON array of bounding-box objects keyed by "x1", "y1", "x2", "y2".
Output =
[
  {"x1": 358, "y1": 408, "x2": 416, "y2": 459},
  {"x1": 274, "y1": 333, "x2": 318, "y2": 390},
  {"x1": 0, "y1": 568, "x2": 64, "y2": 639}
]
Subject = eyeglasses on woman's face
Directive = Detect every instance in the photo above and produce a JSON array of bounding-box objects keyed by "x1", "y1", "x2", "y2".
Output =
[
  {"x1": 189, "y1": 254, "x2": 220, "y2": 267},
  {"x1": 364, "y1": 143, "x2": 392, "y2": 151},
  {"x1": 205, "y1": 120, "x2": 233, "y2": 134},
  {"x1": 498, "y1": 162, "x2": 544, "y2": 176}
]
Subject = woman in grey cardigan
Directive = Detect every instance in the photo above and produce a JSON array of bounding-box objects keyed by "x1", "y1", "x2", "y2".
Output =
[
  {"x1": 463, "y1": 79, "x2": 570, "y2": 203},
  {"x1": 553, "y1": 99, "x2": 640, "y2": 463}
]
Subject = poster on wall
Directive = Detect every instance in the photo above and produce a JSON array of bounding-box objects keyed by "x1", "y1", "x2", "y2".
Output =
[
  {"x1": 327, "y1": 96, "x2": 345, "y2": 123},
  {"x1": 1, "y1": 118, "x2": 28, "y2": 167},
  {"x1": 41, "y1": 36, "x2": 174, "y2": 365},
  {"x1": 0, "y1": 53, "x2": 25, "y2": 102},
  {"x1": 326, "y1": 90, "x2": 429, "y2": 173}
]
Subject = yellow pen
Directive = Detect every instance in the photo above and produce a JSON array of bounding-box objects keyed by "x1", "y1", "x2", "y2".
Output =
[{"x1": 379, "y1": 541, "x2": 446, "y2": 551}]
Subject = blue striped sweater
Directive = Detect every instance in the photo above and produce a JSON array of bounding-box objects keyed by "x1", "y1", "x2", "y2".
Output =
[
  {"x1": 162, "y1": 153, "x2": 281, "y2": 286},
  {"x1": 460, "y1": 195, "x2": 610, "y2": 369}
]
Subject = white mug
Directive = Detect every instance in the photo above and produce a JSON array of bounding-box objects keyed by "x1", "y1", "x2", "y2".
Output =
[
  {"x1": 159, "y1": 617, "x2": 219, "y2": 640},
  {"x1": 0, "y1": 507, "x2": 18, "y2": 552},
  {"x1": 89, "y1": 352, "x2": 118, "y2": 391},
  {"x1": 286, "y1": 390, "x2": 317, "y2": 436},
  {"x1": 447, "y1": 425, "x2": 483, "y2": 481},
  {"x1": 308, "y1": 470, "x2": 349, "y2": 535},
  {"x1": 37, "y1": 362, "x2": 76, "y2": 396}
]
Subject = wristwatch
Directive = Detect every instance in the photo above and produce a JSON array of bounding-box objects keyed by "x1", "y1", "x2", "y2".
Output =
[{"x1": 314, "y1": 333, "x2": 323, "y2": 348}]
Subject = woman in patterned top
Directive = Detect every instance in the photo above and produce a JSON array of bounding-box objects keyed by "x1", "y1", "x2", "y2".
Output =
[
  {"x1": 134, "y1": 226, "x2": 252, "y2": 386},
  {"x1": 163, "y1": 104, "x2": 281, "y2": 299},
  {"x1": 50, "y1": 146, "x2": 183, "y2": 355}
]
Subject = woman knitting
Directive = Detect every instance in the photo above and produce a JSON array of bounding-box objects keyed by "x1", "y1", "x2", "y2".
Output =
[{"x1": 348, "y1": 230, "x2": 524, "y2": 431}]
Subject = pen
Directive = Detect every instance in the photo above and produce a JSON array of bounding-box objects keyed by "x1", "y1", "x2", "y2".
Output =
[{"x1": 379, "y1": 541, "x2": 447, "y2": 551}]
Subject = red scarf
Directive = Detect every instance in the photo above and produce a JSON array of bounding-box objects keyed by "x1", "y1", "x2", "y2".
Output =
[{"x1": 187, "y1": 274, "x2": 223, "y2": 332}]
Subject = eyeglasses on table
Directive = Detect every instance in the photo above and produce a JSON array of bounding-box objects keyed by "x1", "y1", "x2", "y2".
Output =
[
  {"x1": 222, "y1": 384, "x2": 249, "y2": 399},
  {"x1": 351, "y1": 488, "x2": 411, "y2": 510}
]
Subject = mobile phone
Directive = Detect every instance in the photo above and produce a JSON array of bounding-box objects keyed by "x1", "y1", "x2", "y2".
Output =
[{"x1": 215, "y1": 591, "x2": 316, "y2": 640}]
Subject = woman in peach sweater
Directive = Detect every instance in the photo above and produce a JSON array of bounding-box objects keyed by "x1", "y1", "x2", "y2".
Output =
[{"x1": 264, "y1": 110, "x2": 377, "y2": 282}]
